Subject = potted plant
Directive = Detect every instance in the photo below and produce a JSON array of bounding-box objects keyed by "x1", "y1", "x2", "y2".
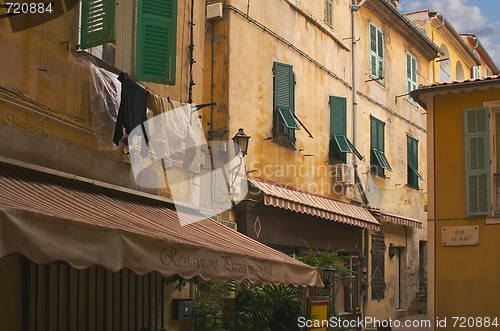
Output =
[
  {"x1": 418, "y1": 288, "x2": 427, "y2": 314},
  {"x1": 408, "y1": 299, "x2": 420, "y2": 315}
]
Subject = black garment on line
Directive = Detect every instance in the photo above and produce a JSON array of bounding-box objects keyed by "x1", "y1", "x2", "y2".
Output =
[{"x1": 113, "y1": 72, "x2": 150, "y2": 157}]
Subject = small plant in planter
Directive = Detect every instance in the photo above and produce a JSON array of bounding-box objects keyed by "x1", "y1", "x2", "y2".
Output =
[{"x1": 408, "y1": 299, "x2": 420, "y2": 316}]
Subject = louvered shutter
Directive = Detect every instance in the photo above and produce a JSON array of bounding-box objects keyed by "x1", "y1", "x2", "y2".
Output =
[
  {"x1": 329, "y1": 96, "x2": 347, "y2": 163},
  {"x1": 464, "y1": 108, "x2": 491, "y2": 216},
  {"x1": 324, "y1": 0, "x2": 333, "y2": 28},
  {"x1": 371, "y1": 117, "x2": 386, "y2": 176},
  {"x1": 136, "y1": 0, "x2": 177, "y2": 84},
  {"x1": 273, "y1": 62, "x2": 295, "y2": 142},
  {"x1": 407, "y1": 136, "x2": 419, "y2": 188},
  {"x1": 80, "y1": 0, "x2": 116, "y2": 49},
  {"x1": 370, "y1": 24, "x2": 378, "y2": 78}
]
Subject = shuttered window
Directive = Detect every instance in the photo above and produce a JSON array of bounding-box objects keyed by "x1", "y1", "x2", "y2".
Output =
[
  {"x1": 370, "y1": 116, "x2": 392, "y2": 176},
  {"x1": 407, "y1": 136, "x2": 423, "y2": 188},
  {"x1": 464, "y1": 107, "x2": 490, "y2": 216},
  {"x1": 324, "y1": 0, "x2": 333, "y2": 28},
  {"x1": 273, "y1": 62, "x2": 297, "y2": 144},
  {"x1": 472, "y1": 66, "x2": 481, "y2": 79},
  {"x1": 369, "y1": 23, "x2": 384, "y2": 82},
  {"x1": 406, "y1": 53, "x2": 418, "y2": 105},
  {"x1": 136, "y1": 0, "x2": 178, "y2": 84},
  {"x1": 329, "y1": 97, "x2": 361, "y2": 163},
  {"x1": 487, "y1": 67, "x2": 492, "y2": 77},
  {"x1": 80, "y1": 0, "x2": 117, "y2": 49}
]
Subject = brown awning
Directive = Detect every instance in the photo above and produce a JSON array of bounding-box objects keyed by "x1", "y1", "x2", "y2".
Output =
[
  {"x1": 0, "y1": 164, "x2": 322, "y2": 287},
  {"x1": 249, "y1": 179, "x2": 380, "y2": 231},
  {"x1": 369, "y1": 208, "x2": 423, "y2": 229}
]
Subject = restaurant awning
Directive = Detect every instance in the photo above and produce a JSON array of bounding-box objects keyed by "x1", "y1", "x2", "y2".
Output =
[
  {"x1": 249, "y1": 178, "x2": 380, "y2": 231},
  {"x1": 0, "y1": 163, "x2": 322, "y2": 287},
  {"x1": 369, "y1": 208, "x2": 423, "y2": 229}
]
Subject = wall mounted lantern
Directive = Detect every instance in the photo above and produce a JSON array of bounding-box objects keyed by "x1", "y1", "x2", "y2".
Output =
[
  {"x1": 389, "y1": 243, "x2": 396, "y2": 258},
  {"x1": 231, "y1": 128, "x2": 251, "y2": 157}
]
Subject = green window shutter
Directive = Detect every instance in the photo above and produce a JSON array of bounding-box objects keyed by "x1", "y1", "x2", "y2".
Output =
[
  {"x1": 273, "y1": 62, "x2": 295, "y2": 142},
  {"x1": 369, "y1": 24, "x2": 384, "y2": 81},
  {"x1": 377, "y1": 29, "x2": 384, "y2": 59},
  {"x1": 80, "y1": 0, "x2": 116, "y2": 49},
  {"x1": 369, "y1": 24, "x2": 378, "y2": 78},
  {"x1": 371, "y1": 116, "x2": 387, "y2": 175},
  {"x1": 329, "y1": 96, "x2": 347, "y2": 163},
  {"x1": 464, "y1": 108, "x2": 490, "y2": 216},
  {"x1": 407, "y1": 136, "x2": 419, "y2": 188},
  {"x1": 407, "y1": 53, "x2": 418, "y2": 104},
  {"x1": 136, "y1": 0, "x2": 177, "y2": 84}
]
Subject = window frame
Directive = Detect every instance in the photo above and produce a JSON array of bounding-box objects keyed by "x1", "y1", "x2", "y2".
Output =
[
  {"x1": 472, "y1": 66, "x2": 481, "y2": 79},
  {"x1": 484, "y1": 100, "x2": 500, "y2": 223},
  {"x1": 406, "y1": 52, "x2": 418, "y2": 106},
  {"x1": 369, "y1": 22, "x2": 384, "y2": 84},
  {"x1": 273, "y1": 62, "x2": 297, "y2": 146},
  {"x1": 79, "y1": 0, "x2": 178, "y2": 85}
]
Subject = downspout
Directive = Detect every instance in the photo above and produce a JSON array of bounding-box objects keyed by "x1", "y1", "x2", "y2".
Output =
[
  {"x1": 187, "y1": 0, "x2": 195, "y2": 104},
  {"x1": 351, "y1": 0, "x2": 370, "y2": 319},
  {"x1": 351, "y1": 0, "x2": 369, "y2": 205},
  {"x1": 471, "y1": 37, "x2": 479, "y2": 51},
  {"x1": 432, "y1": 12, "x2": 445, "y2": 82}
]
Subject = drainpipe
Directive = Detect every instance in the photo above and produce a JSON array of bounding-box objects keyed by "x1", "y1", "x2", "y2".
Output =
[
  {"x1": 351, "y1": 0, "x2": 369, "y2": 205},
  {"x1": 471, "y1": 36, "x2": 479, "y2": 51}
]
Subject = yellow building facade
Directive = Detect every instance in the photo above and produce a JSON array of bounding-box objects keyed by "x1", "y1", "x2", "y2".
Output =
[
  {"x1": 412, "y1": 76, "x2": 500, "y2": 330},
  {"x1": 406, "y1": 10, "x2": 481, "y2": 82},
  {"x1": 204, "y1": 0, "x2": 442, "y2": 324}
]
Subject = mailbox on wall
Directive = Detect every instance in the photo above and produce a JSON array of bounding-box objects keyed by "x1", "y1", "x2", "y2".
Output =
[{"x1": 172, "y1": 298, "x2": 194, "y2": 320}]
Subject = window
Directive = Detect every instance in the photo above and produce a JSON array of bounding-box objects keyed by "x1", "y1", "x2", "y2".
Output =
[
  {"x1": 80, "y1": 0, "x2": 178, "y2": 85},
  {"x1": 487, "y1": 67, "x2": 492, "y2": 77},
  {"x1": 464, "y1": 107, "x2": 490, "y2": 216},
  {"x1": 370, "y1": 116, "x2": 392, "y2": 177},
  {"x1": 407, "y1": 136, "x2": 423, "y2": 188},
  {"x1": 329, "y1": 96, "x2": 361, "y2": 164},
  {"x1": 406, "y1": 52, "x2": 417, "y2": 105},
  {"x1": 369, "y1": 23, "x2": 384, "y2": 82},
  {"x1": 472, "y1": 66, "x2": 481, "y2": 79},
  {"x1": 324, "y1": 0, "x2": 333, "y2": 28},
  {"x1": 273, "y1": 62, "x2": 297, "y2": 144}
]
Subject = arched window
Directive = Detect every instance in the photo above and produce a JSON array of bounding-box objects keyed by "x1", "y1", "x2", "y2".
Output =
[
  {"x1": 456, "y1": 61, "x2": 465, "y2": 81},
  {"x1": 439, "y1": 43, "x2": 451, "y2": 81}
]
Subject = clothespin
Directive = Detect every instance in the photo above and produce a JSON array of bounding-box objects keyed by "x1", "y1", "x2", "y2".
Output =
[{"x1": 144, "y1": 86, "x2": 148, "y2": 93}]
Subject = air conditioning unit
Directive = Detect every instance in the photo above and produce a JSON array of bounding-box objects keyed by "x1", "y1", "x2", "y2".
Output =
[{"x1": 335, "y1": 164, "x2": 354, "y2": 186}]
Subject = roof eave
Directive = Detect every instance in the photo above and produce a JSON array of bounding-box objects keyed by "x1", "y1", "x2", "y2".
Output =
[
  {"x1": 429, "y1": 12, "x2": 482, "y2": 66},
  {"x1": 410, "y1": 77, "x2": 500, "y2": 109},
  {"x1": 365, "y1": 0, "x2": 442, "y2": 60}
]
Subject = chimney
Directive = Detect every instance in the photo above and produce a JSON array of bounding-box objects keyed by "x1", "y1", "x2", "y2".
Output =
[{"x1": 391, "y1": 0, "x2": 399, "y2": 7}]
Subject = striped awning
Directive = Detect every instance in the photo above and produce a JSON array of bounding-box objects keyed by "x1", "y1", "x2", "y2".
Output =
[
  {"x1": 249, "y1": 179, "x2": 380, "y2": 231},
  {"x1": 369, "y1": 208, "x2": 423, "y2": 229},
  {"x1": 0, "y1": 163, "x2": 322, "y2": 288}
]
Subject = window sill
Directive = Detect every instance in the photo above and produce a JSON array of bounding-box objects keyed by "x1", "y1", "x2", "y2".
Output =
[
  {"x1": 75, "y1": 50, "x2": 122, "y2": 76},
  {"x1": 406, "y1": 184, "x2": 419, "y2": 190},
  {"x1": 370, "y1": 171, "x2": 387, "y2": 179},
  {"x1": 272, "y1": 139, "x2": 296, "y2": 150},
  {"x1": 486, "y1": 217, "x2": 500, "y2": 225}
]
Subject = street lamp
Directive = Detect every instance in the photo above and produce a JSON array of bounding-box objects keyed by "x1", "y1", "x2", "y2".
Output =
[
  {"x1": 231, "y1": 128, "x2": 251, "y2": 157},
  {"x1": 321, "y1": 263, "x2": 336, "y2": 289},
  {"x1": 389, "y1": 243, "x2": 396, "y2": 258}
]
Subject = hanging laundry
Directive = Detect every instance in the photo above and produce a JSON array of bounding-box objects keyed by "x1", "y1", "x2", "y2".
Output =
[
  {"x1": 113, "y1": 72, "x2": 150, "y2": 157},
  {"x1": 147, "y1": 94, "x2": 197, "y2": 169}
]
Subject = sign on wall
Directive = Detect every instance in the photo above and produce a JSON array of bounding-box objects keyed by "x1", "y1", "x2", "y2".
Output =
[{"x1": 442, "y1": 226, "x2": 479, "y2": 246}]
